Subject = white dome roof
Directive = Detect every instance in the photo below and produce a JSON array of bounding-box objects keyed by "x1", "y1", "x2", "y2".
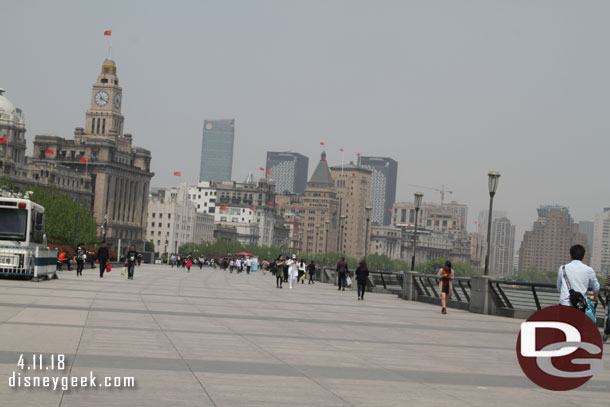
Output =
[{"x1": 0, "y1": 89, "x2": 16, "y2": 115}]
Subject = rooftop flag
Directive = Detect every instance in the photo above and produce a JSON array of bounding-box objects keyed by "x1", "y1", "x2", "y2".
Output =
[
  {"x1": 45, "y1": 149, "x2": 54, "y2": 155},
  {"x1": 104, "y1": 30, "x2": 112, "y2": 36},
  {"x1": 340, "y1": 148, "x2": 344, "y2": 152},
  {"x1": 320, "y1": 142, "x2": 325, "y2": 146},
  {"x1": 267, "y1": 170, "x2": 272, "y2": 174},
  {"x1": 173, "y1": 171, "x2": 181, "y2": 176}
]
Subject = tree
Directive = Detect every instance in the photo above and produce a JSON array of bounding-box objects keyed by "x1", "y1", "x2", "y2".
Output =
[
  {"x1": 28, "y1": 185, "x2": 98, "y2": 247},
  {"x1": 145, "y1": 240, "x2": 155, "y2": 252}
]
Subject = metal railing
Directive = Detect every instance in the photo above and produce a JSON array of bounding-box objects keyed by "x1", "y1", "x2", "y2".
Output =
[
  {"x1": 412, "y1": 273, "x2": 472, "y2": 305},
  {"x1": 368, "y1": 271, "x2": 403, "y2": 292},
  {"x1": 489, "y1": 279, "x2": 608, "y2": 321}
]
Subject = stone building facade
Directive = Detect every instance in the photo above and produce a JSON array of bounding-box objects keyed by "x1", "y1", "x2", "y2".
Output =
[
  {"x1": 147, "y1": 183, "x2": 214, "y2": 255},
  {"x1": 518, "y1": 205, "x2": 589, "y2": 274},
  {"x1": 330, "y1": 163, "x2": 372, "y2": 260},
  {"x1": 1, "y1": 58, "x2": 153, "y2": 252}
]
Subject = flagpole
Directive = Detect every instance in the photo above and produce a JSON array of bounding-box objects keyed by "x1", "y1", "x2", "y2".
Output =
[
  {"x1": 341, "y1": 149, "x2": 344, "y2": 177},
  {"x1": 109, "y1": 33, "x2": 112, "y2": 59}
]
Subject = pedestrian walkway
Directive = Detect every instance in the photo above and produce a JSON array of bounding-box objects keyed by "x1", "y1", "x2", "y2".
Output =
[{"x1": 0, "y1": 265, "x2": 608, "y2": 406}]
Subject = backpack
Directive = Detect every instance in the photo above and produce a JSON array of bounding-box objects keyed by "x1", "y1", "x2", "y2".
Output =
[{"x1": 562, "y1": 266, "x2": 596, "y2": 322}]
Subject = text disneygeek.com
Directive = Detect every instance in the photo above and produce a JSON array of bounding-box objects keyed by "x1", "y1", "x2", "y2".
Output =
[{"x1": 9, "y1": 371, "x2": 136, "y2": 391}]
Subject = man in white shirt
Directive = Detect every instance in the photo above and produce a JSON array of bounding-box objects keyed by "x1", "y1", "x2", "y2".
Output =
[
  {"x1": 556, "y1": 244, "x2": 600, "y2": 306},
  {"x1": 287, "y1": 254, "x2": 298, "y2": 289}
]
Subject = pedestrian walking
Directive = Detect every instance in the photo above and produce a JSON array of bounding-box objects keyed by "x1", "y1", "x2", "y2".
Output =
[
  {"x1": 97, "y1": 242, "x2": 109, "y2": 278},
  {"x1": 298, "y1": 259, "x2": 306, "y2": 284},
  {"x1": 186, "y1": 257, "x2": 192, "y2": 272},
  {"x1": 75, "y1": 243, "x2": 86, "y2": 276},
  {"x1": 287, "y1": 254, "x2": 298, "y2": 289},
  {"x1": 275, "y1": 256, "x2": 285, "y2": 288},
  {"x1": 137, "y1": 253, "x2": 143, "y2": 266},
  {"x1": 336, "y1": 257, "x2": 349, "y2": 291},
  {"x1": 437, "y1": 261, "x2": 454, "y2": 314},
  {"x1": 355, "y1": 260, "x2": 369, "y2": 300},
  {"x1": 125, "y1": 244, "x2": 138, "y2": 280},
  {"x1": 307, "y1": 260, "x2": 316, "y2": 284},
  {"x1": 557, "y1": 244, "x2": 599, "y2": 321},
  {"x1": 229, "y1": 259, "x2": 235, "y2": 273}
]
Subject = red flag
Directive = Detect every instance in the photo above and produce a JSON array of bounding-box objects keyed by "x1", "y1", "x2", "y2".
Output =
[
  {"x1": 275, "y1": 202, "x2": 280, "y2": 207},
  {"x1": 321, "y1": 194, "x2": 325, "y2": 198},
  {"x1": 173, "y1": 171, "x2": 181, "y2": 176},
  {"x1": 45, "y1": 149, "x2": 54, "y2": 155},
  {"x1": 352, "y1": 172, "x2": 356, "y2": 176},
  {"x1": 292, "y1": 206, "x2": 296, "y2": 210},
  {"x1": 0, "y1": 137, "x2": 7, "y2": 144},
  {"x1": 357, "y1": 153, "x2": 361, "y2": 157},
  {"x1": 249, "y1": 206, "x2": 254, "y2": 211},
  {"x1": 220, "y1": 205, "x2": 227, "y2": 210},
  {"x1": 259, "y1": 167, "x2": 264, "y2": 171},
  {"x1": 320, "y1": 142, "x2": 325, "y2": 146},
  {"x1": 104, "y1": 30, "x2": 112, "y2": 36},
  {"x1": 268, "y1": 201, "x2": 273, "y2": 206},
  {"x1": 340, "y1": 148, "x2": 344, "y2": 152},
  {"x1": 266, "y1": 170, "x2": 272, "y2": 174},
  {"x1": 79, "y1": 157, "x2": 87, "y2": 163},
  {"x1": 388, "y1": 208, "x2": 393, "y2": 212}
]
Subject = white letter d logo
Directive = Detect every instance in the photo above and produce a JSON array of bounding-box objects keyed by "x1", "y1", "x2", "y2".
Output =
[{"x1": 520, "y1": 322, "x2": 580, "y2": 357}]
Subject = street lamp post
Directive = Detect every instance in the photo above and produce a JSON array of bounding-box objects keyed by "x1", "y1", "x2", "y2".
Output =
[
  {"x1": 324, "y1": 220, "x2": 330, "y2": 254},
  {"x1": 339, "y1": 215, "x2": 347, "y2": 256},
  {"x1": 315, "y1": 225, "x2": 321, "y2": 254},
  {"x1": 484, "y1": 171, "x2": 501, "y2": 276},
  {"x1": 364, "y1": 206, "x2": 372, "y2": 259},
  {"x1": 410, "y1": 192, "x2": 423, "y2": 271}
]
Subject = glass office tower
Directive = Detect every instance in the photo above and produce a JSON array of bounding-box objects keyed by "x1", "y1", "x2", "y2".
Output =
[{"x1": 199, "y1": 119, "x2": 235, "y2": 182}]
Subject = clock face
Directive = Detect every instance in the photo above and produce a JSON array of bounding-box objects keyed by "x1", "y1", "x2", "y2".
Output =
[
  {"x1": 95, "y1": 91, "x2": 109, "y2": 106},
  {"x1": 114, "y1": 93, "x2": 121, "y2": 109}
]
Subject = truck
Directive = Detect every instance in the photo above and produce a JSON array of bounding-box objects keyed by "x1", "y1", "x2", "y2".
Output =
[{"x1": 0, "y1": 195, "x2": 58, "y2": 281}]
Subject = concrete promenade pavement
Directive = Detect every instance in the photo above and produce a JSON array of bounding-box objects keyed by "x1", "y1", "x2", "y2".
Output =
[{"x1": 0, "y1": 264, "x2": 608, "y2": 407}]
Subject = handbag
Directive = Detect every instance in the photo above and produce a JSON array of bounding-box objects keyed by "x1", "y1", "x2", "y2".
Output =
[
  {"x1": 346, "y1": 276, "x2": 352, "y2": 287},
  {"x1": 562, "y1": 266, "x2": 596, "y2": 322},
  {"x1": 121, "y1": 266, "x2": 127, "y2": 276},
  {"x1": 106, "y1": 263, "x2": 112, "y2": 272}
]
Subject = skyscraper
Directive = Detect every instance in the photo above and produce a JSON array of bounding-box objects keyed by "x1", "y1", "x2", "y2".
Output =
[
  {"x1": 330, "y1": 163, "x2": 372, "y2": 259},
  {"x1": 592, "y1": 209, "x2": 610, "y2": 276},
  {"x1": 357, "y1": 156, "x2": 397, "y2": 226},
  {"x1": 199, "y1": 119, "x2": 235, "y2": 183},
  {"x1": 490, "y1": 217, "x2": 516, "y2": 277},
  {"x1": 266, "y1": 152, "x2": 309, "y2": 194},
  {"x1": 518, "y1": 205, "x2": 588, "y2": 274}
]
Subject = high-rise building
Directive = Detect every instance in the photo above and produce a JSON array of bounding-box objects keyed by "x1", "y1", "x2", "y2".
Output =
[
  {"x1": 477, "y1": 209, "x2": 507, "y2": 238},
  {"x1": 490, "y1": 217, "x2": 515, "y2": 277},
  {"x1": 199, "y1": 119, "x2": 235, "y2": 183},
  {"x1": 518, "y1": 205, "x2": 588, "y2": 274},
  {"x1": 330, "y1": 163, "x2": 372, "y2": 259},
  {"x1": 592, "y1": 209, "x2": 610, "y2": 276},
  {"x1": 578, "y1": 221, "x2": 595, "y2": 251},
  {"x1": 266, "y1": 152, "x2": 309, "y2": 194},
  {"x1": 357, "y1": 156, "x2": 397, "y2": 226},
  {"x1": 444, "y1": 201, "x2": 468, "y2": 231},
  {"x1": 298, "y1": 152, "x2": 340, "y2": 254}
]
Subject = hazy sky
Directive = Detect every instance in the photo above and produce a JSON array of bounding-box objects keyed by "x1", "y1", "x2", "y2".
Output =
[{"x1": 2, "y1": 0, "x2": 609, "y2": 243}]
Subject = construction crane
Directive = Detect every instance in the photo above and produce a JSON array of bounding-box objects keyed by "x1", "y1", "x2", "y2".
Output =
[{"x1": 407, "y1": 184, "x2": 454, "y2": 206}]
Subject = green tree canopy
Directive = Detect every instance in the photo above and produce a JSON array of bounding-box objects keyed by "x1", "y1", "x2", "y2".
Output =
[{"x1": 29, "y1": 185, "x2": 98, "y2": 247}]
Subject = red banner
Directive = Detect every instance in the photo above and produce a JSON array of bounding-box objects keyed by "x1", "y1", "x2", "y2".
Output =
[
  {"x1": 220, "y1": 205, "x2": 227, "y2": 210},
  {"x1": 0, "y1": 137, "x2": 7, "y2": 144},
  {"x1": 45, "y1": 149, "x2": 54, "y2": 155},
  {"x1": 79, "y1": 157, "x2": 87, "y2": 163}
]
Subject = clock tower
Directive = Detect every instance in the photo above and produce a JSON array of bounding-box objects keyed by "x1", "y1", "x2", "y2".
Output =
[{"x1": 85, "y1": 59, "x2": 124, "y2": 138}]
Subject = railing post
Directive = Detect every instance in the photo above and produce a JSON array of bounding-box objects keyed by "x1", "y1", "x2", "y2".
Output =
[
  {"x1": 469, "y1": 276, "x2": 498, "y2": 315},
  {"x1": 401, "y1": 271, "x2": 419, "y2": 301}
]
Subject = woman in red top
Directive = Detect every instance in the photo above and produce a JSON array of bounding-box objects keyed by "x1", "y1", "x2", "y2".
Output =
[{"x1": 437, "y1": 261, "x2": 454, "y2": 314}]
